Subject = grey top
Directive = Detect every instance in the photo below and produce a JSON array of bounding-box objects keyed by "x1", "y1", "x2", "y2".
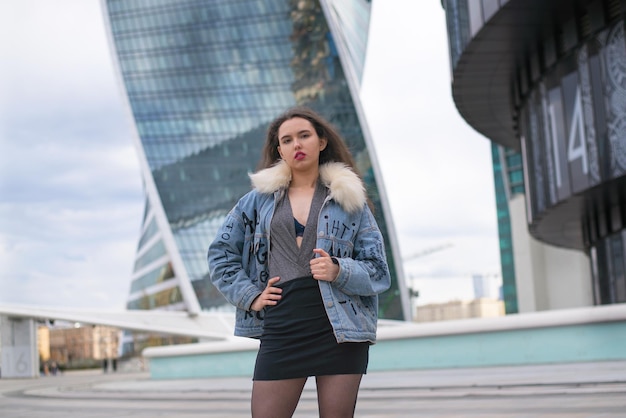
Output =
[{"x1": 269, "y1": 181, "x2": 327, "y2": 284}]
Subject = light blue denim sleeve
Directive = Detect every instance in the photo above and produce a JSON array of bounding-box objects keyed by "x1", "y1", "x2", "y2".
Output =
[
  {"x1": 207, "y1": 206, "x2": 262, "y2": 312},
  {"x1": 331, "y1": 206, "x2": 391, "y2": 296}
]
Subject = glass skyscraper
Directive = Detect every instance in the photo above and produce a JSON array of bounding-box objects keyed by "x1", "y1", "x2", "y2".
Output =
[
  {"x1": 101, "y1": 0, "x2": 407, "y2": 353},
  {"x1": 491, "y1": 144, "x2": 524, "y2": 314}
]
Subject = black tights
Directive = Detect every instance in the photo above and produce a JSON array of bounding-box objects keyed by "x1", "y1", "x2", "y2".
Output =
[{"x1": 251, "y1": 374, "x2": 363, "y2": 418}]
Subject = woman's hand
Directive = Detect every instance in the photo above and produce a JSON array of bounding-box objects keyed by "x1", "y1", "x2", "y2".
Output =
[
  {"x1": 250, "y1": 276, "x2": 282, "y2": 311},
  {"x1": 310, "y1": 248, "x2": 340, "y2": 282}
]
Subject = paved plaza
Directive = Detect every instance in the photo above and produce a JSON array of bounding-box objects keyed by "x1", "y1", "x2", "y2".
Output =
[{"x1": 1, "y1": 360, "x2": 625, "y2": 417}]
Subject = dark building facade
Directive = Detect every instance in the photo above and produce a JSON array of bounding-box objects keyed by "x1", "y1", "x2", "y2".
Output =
[
  {"x1": 442, "y1": 0, "x2": 626, "y2": 310},
  {"x1": 102, "y1": 0, "x2": 408, "y2": 354}
]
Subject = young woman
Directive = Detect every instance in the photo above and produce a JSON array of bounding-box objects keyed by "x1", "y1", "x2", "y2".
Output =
[{"x1": 207, "y1": 106, "x2": 391, "y2": 417}]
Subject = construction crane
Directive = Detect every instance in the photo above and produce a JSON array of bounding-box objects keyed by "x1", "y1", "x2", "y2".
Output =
[
  {"x1": 402, "y1": 243, "x2": 454, "y2": 305},
  {"x1": 402, "y1": 242, "x2": 454, "y2": 262}
]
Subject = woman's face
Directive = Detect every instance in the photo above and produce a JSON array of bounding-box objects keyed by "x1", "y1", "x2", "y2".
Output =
[{"x1": 277, "y1": 117, "x2": 327, "y2": 172}]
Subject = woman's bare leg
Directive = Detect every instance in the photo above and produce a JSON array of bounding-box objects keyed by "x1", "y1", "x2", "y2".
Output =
[
  {"x1": 251, "y1": 377, "x2": 307, "y2": 418},
  {"x1": 315, "y1": 374, "x2": 363, "y2": 418}
]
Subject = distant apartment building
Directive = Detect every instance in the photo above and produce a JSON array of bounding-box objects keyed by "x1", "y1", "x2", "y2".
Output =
[
  {"x1": 415, "y1": 298, "x2": 505, "y2": 323},
  {"x1": 37, "y1": 326, "x2": 50, "y2": 363},
  {"x1": 48, "y1": 325, "x2": 120, "y2": 368}
]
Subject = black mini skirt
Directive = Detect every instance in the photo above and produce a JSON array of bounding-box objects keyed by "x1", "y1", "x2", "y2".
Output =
[{"x1": 253, "y1": 276, "x2": 369, "y2": 381}]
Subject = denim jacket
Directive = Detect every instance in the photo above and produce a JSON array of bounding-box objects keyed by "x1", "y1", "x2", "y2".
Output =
[{"x1": 207, "y1": 160, "x2": 391, "y2": 344}]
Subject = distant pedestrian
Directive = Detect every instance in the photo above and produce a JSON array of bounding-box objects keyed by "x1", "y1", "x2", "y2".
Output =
[{"x1": 208, "y1": 106, "x2": 391, "y2": 417}]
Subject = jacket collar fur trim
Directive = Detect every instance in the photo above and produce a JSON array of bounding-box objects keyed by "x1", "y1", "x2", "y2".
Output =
[{"x1": 248, "y1": 160, "x2": 366, "y2": 214}]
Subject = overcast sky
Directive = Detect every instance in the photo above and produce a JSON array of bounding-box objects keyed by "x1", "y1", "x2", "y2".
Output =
[{"x1": 0, "y1": 0, "x2": 500, "y2": 313}]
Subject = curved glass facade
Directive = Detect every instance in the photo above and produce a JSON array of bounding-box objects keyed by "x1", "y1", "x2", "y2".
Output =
[{"x1": 103, "y1": 0, "x2": 406, "y2": 321}]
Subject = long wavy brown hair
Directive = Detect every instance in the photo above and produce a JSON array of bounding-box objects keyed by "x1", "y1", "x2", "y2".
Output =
[{"x1": 258, "y1": 106, "x2": 359, "y2": 174}]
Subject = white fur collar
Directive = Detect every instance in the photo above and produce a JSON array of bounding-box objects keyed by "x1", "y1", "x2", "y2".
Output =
[{"x1": 248, "y1": 160, "x2": 366, "y2": 213}]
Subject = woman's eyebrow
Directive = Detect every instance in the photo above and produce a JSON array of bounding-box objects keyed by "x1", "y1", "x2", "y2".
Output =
[{"x1": 279, "y1": 129, "x2": 311, "y2": 141}]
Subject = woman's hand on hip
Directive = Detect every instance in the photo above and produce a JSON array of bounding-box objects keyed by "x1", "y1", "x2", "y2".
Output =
[
  {"x1": 310, "y1": 248, "x2": 339, "y2": 282},
  {"x1": 250, "y1": 276, "x2": 282, "y2": 311}
]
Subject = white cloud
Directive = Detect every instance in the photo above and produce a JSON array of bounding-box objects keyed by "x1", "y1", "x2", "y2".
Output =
[
  {"x1": 0, "y1": 0, "x2": 116, "y2": 109},
  {"x1": 0, "y1": 0, "x2": 144, "y2": 310},
  {"x1": 0, "y1": 203, "x2": 140, "y2": 309}
]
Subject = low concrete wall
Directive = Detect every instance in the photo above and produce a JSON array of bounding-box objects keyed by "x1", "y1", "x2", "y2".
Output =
[
  {"x1": 144, "y1": 304, "x2": 626, "y2": 379},
  {"x1": 370, "y1": 321, "x2": 626, "y2": 371}
]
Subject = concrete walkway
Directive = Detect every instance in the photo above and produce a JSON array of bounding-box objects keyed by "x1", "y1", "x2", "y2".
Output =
[{"x1": 1, "y1": 360, "x2": 625, "y2": 417}]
